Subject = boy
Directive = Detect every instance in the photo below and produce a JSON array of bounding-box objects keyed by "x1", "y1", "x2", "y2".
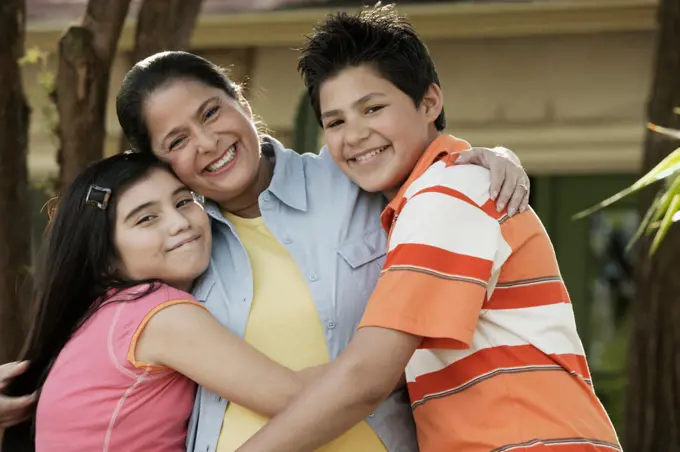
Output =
[{"x1": 229, "y1": 6, "x2": 615, "y2": 452}]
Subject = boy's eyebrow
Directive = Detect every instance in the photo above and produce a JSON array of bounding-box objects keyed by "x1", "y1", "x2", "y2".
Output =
[
  {"x1": 320, "y1": 92, "x2": 386, "y2": 119},
  {"x1": 161, "y1": 97, "x2": 219, "y2": 147},
  {"x1": 123, "y1": 185, "x2": 189, "y2": 222}
]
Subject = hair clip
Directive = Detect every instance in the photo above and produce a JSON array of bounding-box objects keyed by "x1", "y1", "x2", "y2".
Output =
[{"x1": 85, "y1": 184, "x2": 112, "y2": 210}]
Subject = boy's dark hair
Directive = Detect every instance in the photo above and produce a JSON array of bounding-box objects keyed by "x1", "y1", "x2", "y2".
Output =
[{"x1": 298, "y1": 4, "x2": 446, "y2": 131}]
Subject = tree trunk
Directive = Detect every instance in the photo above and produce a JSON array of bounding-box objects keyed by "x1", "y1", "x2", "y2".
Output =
[
  {"x1": 0, "y1": 0, "x2": 31, "y2": 364},
  {"x1": 55, "y1": 0, "x2": 131, "y2": 191},
  {"x1": 118, "y1": 0, "x2": 204, "y2": 152},
  {"x1": 624, "y1": 0, "x2": 680, "y2": 450},
  {"x1": 132, "y1": 0, "x2": 203, "y2": 62}
]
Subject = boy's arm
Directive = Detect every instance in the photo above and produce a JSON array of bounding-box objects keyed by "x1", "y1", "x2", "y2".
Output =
[
  {"x1": 239, "y1": 164, "x2": 502, "y2": 452},
  {"x1": 238, "y1": 327, "x2": 420, "y2": 452},
  {"x1": 0, "y1": 362, "x2": 35, "y2": 429}
]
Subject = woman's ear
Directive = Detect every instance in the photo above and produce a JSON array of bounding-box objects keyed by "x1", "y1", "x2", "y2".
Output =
[
  {"x1": 235, "y1": 85, "x2": 254, "y2": 120},
  {"x1": 421, "y1": 83, "x2": 444, "y2": 124}
]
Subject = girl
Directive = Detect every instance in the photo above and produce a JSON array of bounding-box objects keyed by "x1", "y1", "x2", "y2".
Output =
[{"x1": 4, "y1": 153, "x2": 315, "y2": 451}]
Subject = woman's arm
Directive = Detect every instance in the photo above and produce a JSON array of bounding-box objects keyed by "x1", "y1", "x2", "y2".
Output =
[
  {"x1": 135, "y1": 303, "x2": 309, "y2": 418},
  {"x1": 456, "y1": 146, "x2": 530, "y2": 216}
]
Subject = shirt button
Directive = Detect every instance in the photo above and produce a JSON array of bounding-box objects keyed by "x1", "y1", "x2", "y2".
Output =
[
  {"x1": 368, "y1": 412, "x2": 375, "y2": 418},
  {"x1": 308, "y1": 273, "x2": 318, "y2": 282},
  {"x1": 262, "y1": 193, "x2": 271, "y2": 202},
  {"x1": 327, "y1": 321, "x2": 336, "y2": 329},
  {"x1": 282, "y1": 237, "x2": 293, "y2": 244}
]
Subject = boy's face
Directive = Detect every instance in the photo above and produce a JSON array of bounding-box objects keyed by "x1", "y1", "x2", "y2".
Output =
[{"x1": 319, "y1": 65, "x2": 442, "y2": 198}]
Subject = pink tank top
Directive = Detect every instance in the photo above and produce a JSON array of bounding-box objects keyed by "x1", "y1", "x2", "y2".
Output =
[{"x1": 35, "y1": 283, "x2": 201, "y2": 451}]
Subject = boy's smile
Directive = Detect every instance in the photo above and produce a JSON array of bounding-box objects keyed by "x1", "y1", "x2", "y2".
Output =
[
  {"x1": 319, "y1": 65, "x2": 443, "y2": 199},
  {"x1": 347, "y1": 144, "x2": 391, "y2": 165}
]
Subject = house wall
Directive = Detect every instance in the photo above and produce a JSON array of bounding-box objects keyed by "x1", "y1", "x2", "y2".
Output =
[{"x1": 22, "y1": 24, "x2": 654, "y2": 180}]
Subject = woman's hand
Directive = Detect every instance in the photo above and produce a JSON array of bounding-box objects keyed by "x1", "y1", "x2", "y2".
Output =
[{"x1": 456, "y1": 146, "x2": 530, "y2": 216}]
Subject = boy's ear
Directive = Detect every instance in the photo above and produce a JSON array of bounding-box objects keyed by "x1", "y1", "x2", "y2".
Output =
[{"x1": 421, "y1": 83, "x2": 444, "y2": 124}]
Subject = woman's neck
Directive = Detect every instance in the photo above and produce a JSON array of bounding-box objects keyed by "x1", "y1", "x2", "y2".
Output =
[{"x1": 219, "y1": 153, "x2": 274, "y2": 219}]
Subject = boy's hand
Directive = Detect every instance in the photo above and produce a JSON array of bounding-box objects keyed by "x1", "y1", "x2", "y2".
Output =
[
  {"x1": 0, "y1": 361, "x2": 36, "y2": 429},
  {"x1": 456, "y1": 146, "x2": 530, "y2": 216}
]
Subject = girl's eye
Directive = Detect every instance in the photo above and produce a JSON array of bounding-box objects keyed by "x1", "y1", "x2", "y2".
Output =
[
  {"x1": 325, "y1": 119, "x2": 343, "y2": 129},
  {"x1": 366, "y1": 105, "x2": 385, "y2": 114},
  {"x1": 169, "y1": 137, "x2": 185, "y2": 152},
  {"x1": 136, "y1": 214, "x2": 155, "y2": 225},
  {"x1": 177, "y1": 198, "x2": 193, "y2": 208}
]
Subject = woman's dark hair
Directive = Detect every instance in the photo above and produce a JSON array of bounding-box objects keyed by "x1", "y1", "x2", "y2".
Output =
[
  {"x1": 116, "y1": 51, "x2": 241, "y2": 155},
  {"x1": 2, "y1": 152, "x2": 167, "y2": 449}
]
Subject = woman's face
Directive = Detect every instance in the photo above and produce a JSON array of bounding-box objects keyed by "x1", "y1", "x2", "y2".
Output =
[
  {"x1": 142, "y1": 78, "x2": 262, "y2": 207},
  {"x1": 113, "y1": 167, "x2": 212, "y2": 292}
]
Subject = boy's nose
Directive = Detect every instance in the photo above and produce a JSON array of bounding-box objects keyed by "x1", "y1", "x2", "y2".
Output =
[{"x1": 343, "y1": 119, "x2": 370, "y2": 146}]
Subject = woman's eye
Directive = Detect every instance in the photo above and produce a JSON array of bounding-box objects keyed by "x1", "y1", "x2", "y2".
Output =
[
  {"x1": 204, "y1": 105, "x2": 220, "y2": 121},
  {"x1": 366, "y1": 105, "x2": 385, "y2": 114}
]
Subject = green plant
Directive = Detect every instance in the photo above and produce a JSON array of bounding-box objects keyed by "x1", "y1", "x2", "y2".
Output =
[
  {"x1": 292, "y1": 93, "x2": 320, "y2": 155},
  {"x1": 18, "y1": 47, "x2": 59, "y2": 147},
  {"x1": 574, "y1": 123, "x2": 680, "y2": 255}
]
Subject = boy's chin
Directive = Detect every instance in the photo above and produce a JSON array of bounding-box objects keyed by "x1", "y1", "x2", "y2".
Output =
[{"x1": 354, "y1": 177, "x2": 400, "y2": 198}]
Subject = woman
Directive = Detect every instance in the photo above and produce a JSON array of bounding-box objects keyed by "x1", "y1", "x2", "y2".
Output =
[
  {"x1": 115, "y1": 51, "x2": 530, "y2": 452},
  {"x1": 1, "y1": 51, "x2": 529, "y2": 451}
]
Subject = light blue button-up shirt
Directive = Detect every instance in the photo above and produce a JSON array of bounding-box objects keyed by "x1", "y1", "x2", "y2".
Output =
[{"x1": 187, "y1": 137, "x2": 418, "y2": 452}]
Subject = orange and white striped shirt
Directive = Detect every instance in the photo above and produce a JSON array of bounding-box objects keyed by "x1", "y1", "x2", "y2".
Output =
[{"x1": 359, "y1": 135, "x2": 620, "y2": 452}]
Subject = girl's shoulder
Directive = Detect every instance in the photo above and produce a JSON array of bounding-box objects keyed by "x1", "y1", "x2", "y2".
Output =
[{"x1": 109, "y1": 282, "x2": 199, "y2": 311}]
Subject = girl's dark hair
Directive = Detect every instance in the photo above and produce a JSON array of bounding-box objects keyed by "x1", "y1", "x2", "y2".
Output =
[
  {"x1": 3, "y1": 152, "x2": 167, "y2": 449},
  {"x1": 116, "y1": 51, "x2": 241, "y2": 155}
]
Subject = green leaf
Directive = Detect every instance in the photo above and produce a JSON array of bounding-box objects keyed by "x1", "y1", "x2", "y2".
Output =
[
  {"x1": 573, "y1": 147, "x2": 680, "y2": 219},
  {"x1": 650, "y1": 174, "x2": 680, "y2": 223},
  {"x1": 18, "y1": 47, "x2": 48, "y2": 66},
  {"x1": 626, "y1": 191, "x2": 661, "y2": 252},
  {"x1": 650, "y1": 193, "x2": 680, "y2": 255},
  {"x1": 648, "y1": 122, "x2": 680, "y2": 140}
]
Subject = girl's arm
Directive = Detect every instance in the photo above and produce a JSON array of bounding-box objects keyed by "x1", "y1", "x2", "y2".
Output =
[{"x1": 135, "y1": 303, "x2": 311, "y2": 418}]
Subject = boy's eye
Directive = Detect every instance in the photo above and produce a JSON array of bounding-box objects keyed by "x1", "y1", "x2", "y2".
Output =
[{"x1": 366, "y1": 105, "x2": 385, "y2": 114}]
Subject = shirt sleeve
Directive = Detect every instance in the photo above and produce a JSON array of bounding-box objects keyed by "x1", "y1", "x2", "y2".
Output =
[
  {"x1": 359, "y1": 164, "x2": 505, "y2": 349},
  {"x1": 109, "y1": 284, "x2": 208, "y2": 372}
]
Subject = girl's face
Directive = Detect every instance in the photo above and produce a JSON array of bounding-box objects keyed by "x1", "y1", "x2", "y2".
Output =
[
  {"x1": 142, "y1": 78, "x2": 263, "y2": 208},
  {"x1": 113, "y1": 168, "x2": 212, "y2": 291}
]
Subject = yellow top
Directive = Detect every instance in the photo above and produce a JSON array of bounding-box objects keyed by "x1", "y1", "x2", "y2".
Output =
[{"x1": 216, "y1": 213, "x2": 386, "y2": 452}]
